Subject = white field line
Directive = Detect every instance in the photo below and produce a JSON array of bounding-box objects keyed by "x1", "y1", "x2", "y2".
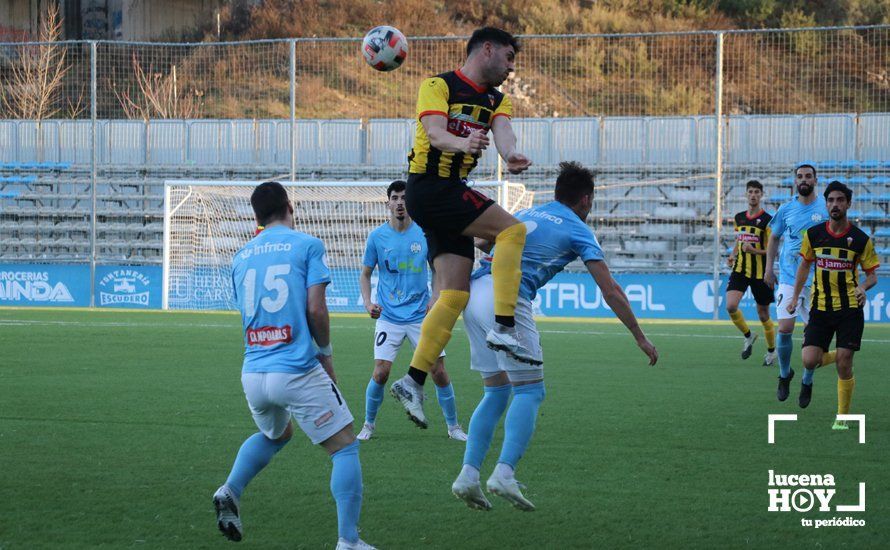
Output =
[{"x1": 1, "y1": 318, "x2": 889, "y2": 344}]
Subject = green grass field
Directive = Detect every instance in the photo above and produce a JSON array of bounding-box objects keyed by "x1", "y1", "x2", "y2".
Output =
[{"x1": 1, "y1": 308, "x2": 888, "y2": 549}]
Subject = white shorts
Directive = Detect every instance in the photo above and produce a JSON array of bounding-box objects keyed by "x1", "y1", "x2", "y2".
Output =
[
  {"x1": 373, "y1": 318, "x2": 445, "y2": 363},
  {"x1": 776, "y1": 283, "x2": 811, "y2": 324},
  {"x1": 241, "y1": 366, "x2": 354, "y2": 445},
  {"x1": 463, "y1": 274, "x2": 543, "y2": 381}
]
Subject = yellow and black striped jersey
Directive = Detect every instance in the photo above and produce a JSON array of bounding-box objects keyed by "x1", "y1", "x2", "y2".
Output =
[
  {"x1": 800, "y1": 222, "x2": 880, "y2": 311},
  {"x1": 408, "y1": 70, "x2": 512, "y2": 179},
  {"x1": 732, "y1": 209, "x2": 772, "y2": 279}
]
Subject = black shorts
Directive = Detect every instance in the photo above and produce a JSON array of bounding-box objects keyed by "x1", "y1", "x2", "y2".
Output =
[
  {"x1": 803, "y1": 308, "x2": 864, "y2": 352},
  {"x1": 726, "y1": 271, "x2": 775, "y2": 305},
  {"x1": 405, "y1": 173, "x2": 495, "y2": 261}
]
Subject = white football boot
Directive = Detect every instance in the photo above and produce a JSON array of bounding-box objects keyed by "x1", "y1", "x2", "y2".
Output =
[
  {"x1": 356, "y1": 422, "x2": 375, "y2": 441},
  {"x1": 335, "y1": 538, "x2": 377, "y2": 550},
  {"x1": 486, "y1": 471, "x2": 536, "y2": 512},
  {"x1": 212, "y1": 485, "x2": 243, "y2": 542},
  {"x1": 763, "y1": 349, "x2": 777, "y2": 366},
  {"x1": 452, "y1": 473, "x2": 492, "y2": 511},
  {"x1": 486, "y1": 324, "x2": 542, "y2": 365},
  {"x1": 447, "y1": 424, "x2": 468, "y2": 442},
  {"x1": 741, "y1": 332, "x2": 758, "y2": 360},
  {"x1": 390, "y1": 376, "x2": 427, "y2": 429}
]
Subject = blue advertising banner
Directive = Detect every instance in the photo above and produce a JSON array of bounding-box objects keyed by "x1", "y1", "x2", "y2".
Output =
[
  {"x1": 95, "y1": 265, "x2": 162, "y2": 309},
  {"x1": 0, "y1": 263, "x2": 91, "y2": 307}
]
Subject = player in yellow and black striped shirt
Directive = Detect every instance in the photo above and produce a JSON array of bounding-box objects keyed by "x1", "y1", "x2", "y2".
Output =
[
  {"x1": 390, "y1": 28, "x2": 538, "y2": 432},
  {"x1": 788, "y1": 181, "x2": 879, "y2": 426},
  {"x1": 725, "y1": 180, "x2": 777, "y2": 364}
]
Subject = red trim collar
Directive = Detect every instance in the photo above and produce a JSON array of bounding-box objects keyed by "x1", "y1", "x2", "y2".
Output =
[
  {"x1": 455, "y1": 69, "x2": 487, "y2": 93},
  {"x1": 825, "y1": 221, "x2": 852, "y2": 238},
  {"x1": 746, "y1": 209, "x2": 765, "y2": 221}
]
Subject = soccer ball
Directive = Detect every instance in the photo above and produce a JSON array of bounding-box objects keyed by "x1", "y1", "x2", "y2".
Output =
[{"x1": 362, "y1": 26, "x2": 408, "y2": 72}]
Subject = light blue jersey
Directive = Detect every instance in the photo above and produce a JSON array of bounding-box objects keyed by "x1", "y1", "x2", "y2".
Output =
[
  {"x1": 473, "y1": 201, "x2": 604, "y2": 300},
  {"x1": 768, "y1": 196, "x2": 827, "y2": 286},
  {"x1": 362, "y1": 221, "x2": 429, "y2": 324},
  {"x1": 231, "y1": 225, "x2": 331, "y2": 374}
]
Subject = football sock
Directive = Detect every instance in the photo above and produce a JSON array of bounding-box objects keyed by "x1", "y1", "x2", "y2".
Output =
[
  {"x1": 364, "y1": 379, "x2": 384, "y2": 424},
  {"x1": 762, "y1": 320, "x2": 776, "y2": 350},
  {"x1": 821, "y1": 350, "x2": 837, "y2": 368},
  {"x1": 459, "y1": 463, "x2": 480, "y2": 483},
  {"x1": 463, "y1": 383, "x2": 512, "y2": 470},
  {"x1": 225, "y1": 432, "x2": 289, "y2": 499},
  {"x1": 802, "y1": 368, "x2": 815, "y2": 385},
  {"x1": 494, "y1": 462, "x2": 515, "y2": 480},
  {"x1": 498, "y1": 382, "x2": 546, "y2": 470},
  {"x1": 409, "y1": 290, "x2": 469, "y2": 372},
  {"x1": 407, "y1": 366, "x2": 427, "y2": 386},
  {"x1": 492, "y1": 223, "x2": 527, "y2": 326},
  {"x1": 837, "y1": 377, "x2": 855, "y2": 415},
  {"x1": 729, "y1": 310, "x2": 750, "y2": 336},
  {"x1": 330, "y1": 440, "x2": 363, "y2": 543},
  {"x1": 777, "y1": 332, "x2": 793, "y2": 378},
  {"x1": 435, "y1": 382, "x2": 458, "y2": 426}
]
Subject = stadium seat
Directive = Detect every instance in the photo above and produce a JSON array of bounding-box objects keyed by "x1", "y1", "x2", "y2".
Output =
[
  {"x1": 838, "y1": 160, "x2": 859, "y2": 170},
  {"x1": 861, "y1": 160, "x2": 880, "y2": 169}
]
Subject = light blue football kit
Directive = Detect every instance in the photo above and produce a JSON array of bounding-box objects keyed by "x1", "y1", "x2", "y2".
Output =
[
  {"x1": 360, "y1": 221, "x2": 458, "y2": 429},
  {"x1": 768, "y1": 195, "x2": 827, "y2": 380},
  {"x1": 463, "y1": 201, "x2": 604, "y2": 479},
  {"x1": 221, "y1": 225, "x2": 363, "y2": 544}
]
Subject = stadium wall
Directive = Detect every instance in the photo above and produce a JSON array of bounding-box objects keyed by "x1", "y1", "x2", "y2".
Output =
[{"x1": 3, "y1": 264, "x2": 890, "y2": 323}]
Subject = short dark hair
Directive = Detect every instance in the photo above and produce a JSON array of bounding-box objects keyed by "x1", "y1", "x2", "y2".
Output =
[
  {"x1": 554, "y1": 161, "x2": 594, "y2": 205},
  {"x1": 795, "y1": 163, "x2": 817, "y2": 179},
  {"x1": 387, "y1": 180, "x2": 406, "y2": 198},
  {"x1": 466, "y1": 27, "x2": 520, "y2": 57},
  {"x1": 823, "y1": 180, "x2": 853, "y2": 202},
  {"x1": 746, "y1": 179, "x2": 763, "y2": 191},
  {"x1": 250, "y1": 181, "x2": 290, "y2": 226}
]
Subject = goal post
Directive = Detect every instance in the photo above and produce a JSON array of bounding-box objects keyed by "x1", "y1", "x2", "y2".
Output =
[{"x1": 162, "y1": 179, "x2": 534, "y2": 311}]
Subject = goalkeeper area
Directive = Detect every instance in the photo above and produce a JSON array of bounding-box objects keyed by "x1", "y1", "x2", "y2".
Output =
[{"x1": 1, "y1": 308, "x2": 888, "y2": 548}]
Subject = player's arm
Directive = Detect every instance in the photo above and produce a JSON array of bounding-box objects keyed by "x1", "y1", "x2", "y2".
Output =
[
  {"x1": 586, "y1": 260, "x2": 658, "y2": 365},
  {"x1": 856, "y1": 239, "x2": 880, "y2": 306},
  {"x1": 742, "y1": 243, "x2": 768, "y2": 256},
  {"x1": 417, "y1": 77, "x2": 488, "y2": 155},
  {"x1": 787, "y1": 258, "x2": 812, "y2": 315},
  {"x1": 307, "y1": 282, "x2": 336, "y2": 382},
  {"x1": 474, "y1": 237, "x2": 493, "y2": 253},
  {"x1": 764, "y1": 213, "x2": 783, "y2": 288},
  {"x1": 490, "y1": 115, "x2": 531, "y2": 174},
  {"x1": 359, "y1": 265, "x2": 381, "y2": 319}
]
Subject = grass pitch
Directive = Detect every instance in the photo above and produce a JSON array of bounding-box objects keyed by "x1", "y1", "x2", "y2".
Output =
[{"x1": 0, "y1": 309, "x2": 888, "y2": 549}]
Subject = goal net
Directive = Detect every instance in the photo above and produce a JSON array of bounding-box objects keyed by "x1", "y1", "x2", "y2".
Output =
[{"x1": 162, "y1": 180, "x2": 534, "y2": 311}]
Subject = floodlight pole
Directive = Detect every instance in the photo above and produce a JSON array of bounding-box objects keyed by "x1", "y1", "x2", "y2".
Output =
[
  {"x1": 89, "y1": 41, "x2": 98, "y2": 308},
  {"x1": 711, "y1": 32, "x2": 725, "y2": 320}
]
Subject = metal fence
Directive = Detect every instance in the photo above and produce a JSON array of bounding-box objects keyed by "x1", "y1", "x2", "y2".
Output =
[{"x1": 1, "y1": 26, "x2": 889, "y2": 310}]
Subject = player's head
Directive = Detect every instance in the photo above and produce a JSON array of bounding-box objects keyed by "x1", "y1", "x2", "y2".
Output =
[
  {"x1": 251, "y1": 181, "x2": 293, "y2": 229},
  {"x1": 466, "y1": 27, "x2": 520, "y2": 87},
  {"x1": 745, "y1": 179, "x2": 763, "y2": 206},
  {"x1": 554, "y1": 161, "x2": 595, "y2": 219},
  {"x1": 823, "y1": 180, "x2": 853, "y2": 221},
  {"x1": 386, "y1": 180, "x2": 408, "y2": 222},
  {"x1": 794, "y1": 164, "x2": 817, "y2": 197}
]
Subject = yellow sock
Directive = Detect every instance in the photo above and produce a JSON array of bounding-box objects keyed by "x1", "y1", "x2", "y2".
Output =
[
  {"x1": 491, "y1": 223, "x2": 527, "y2": 319},
  {"x1": 820, "y1": 350, "x2": 837, "y2": 368},
  {"x1": 409, "y1": 289, "x2": 469, "y2": 372},
  {"x1": 837, "y1": 377, "x2": 855, "y2": 414},
  {"x1": 729, "y1": 310, "x2": 750, "y2": 336},
  {"x1": 762, "y1": 319, "x2": 776, "y2": 350}
]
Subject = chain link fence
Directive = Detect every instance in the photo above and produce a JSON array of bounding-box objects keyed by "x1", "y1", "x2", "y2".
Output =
[{"x1": 1, "y1": 26, "x2": 889, "y2": 306}]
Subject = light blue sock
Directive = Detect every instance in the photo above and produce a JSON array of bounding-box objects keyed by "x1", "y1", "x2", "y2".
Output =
[
  {"x1": 225, "y1": 432, "x2": 288, "y2": 499},
  {"x1": 463, "y1": 383, "x2": 512, "y2": 470},
  {"x1": 802, "y1": 368, "x2": 815, "y2": 385},
  {"x1": 498, "y1": 382, "x2": 546, "y2": 469},
  {"x1": 330, "y1": 440, "x2": 362, "y2": 543},
  {"x1": 777, "y1": 332, "x2": 793, "y2": 378},
  {"x1": 436, "y1": 382, "x2": 458, "y2": 426},
  {"x1": 364, "y1": 379, "x2": 384, "y2": 424}
]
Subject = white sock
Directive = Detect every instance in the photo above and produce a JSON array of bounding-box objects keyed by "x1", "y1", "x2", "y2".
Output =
[
  {"x1": 494, "y1": 462, "x2": 515, "y2": 480},
  {"x1": 460, "y1": 464, "x2": 480, "y2": 483}
]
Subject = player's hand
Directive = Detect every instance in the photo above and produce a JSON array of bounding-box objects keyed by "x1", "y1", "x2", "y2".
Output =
[
  {"x1": 365, "y1": 302, "x2": 382, "y2": 319},
  {"x1": 742, "y1": 243, "x2": 755, "y2": 254},
  {"x1": 855, "y1": 286, "x2": 867, "y2": 307},
  {"x1": 318, "y1": 354, "x2": 336, "y2": 383},
  {"x1": 463, "y1": 129, "x2": 489, "y2": 155},
  {"x1": 506, "y1": 151, "x2": 532, "y2": 174},
  {"x1": 636, "y1": 336, "x2": 658, "y2": 366},
  {"x1": 764, "y1": 269, "x2": 776, "y2": 290},
  {"x1": 786, "y1": 298, "x2": 798, "y2": 316},
  {"x1": 726, "y1": 256, "x2": 734, "y2": 268}
]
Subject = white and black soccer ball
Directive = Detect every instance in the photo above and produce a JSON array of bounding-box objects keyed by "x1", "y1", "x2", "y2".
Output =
[{"x1": 362, "y1": 25, "x2": 408, "y2": 72}]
